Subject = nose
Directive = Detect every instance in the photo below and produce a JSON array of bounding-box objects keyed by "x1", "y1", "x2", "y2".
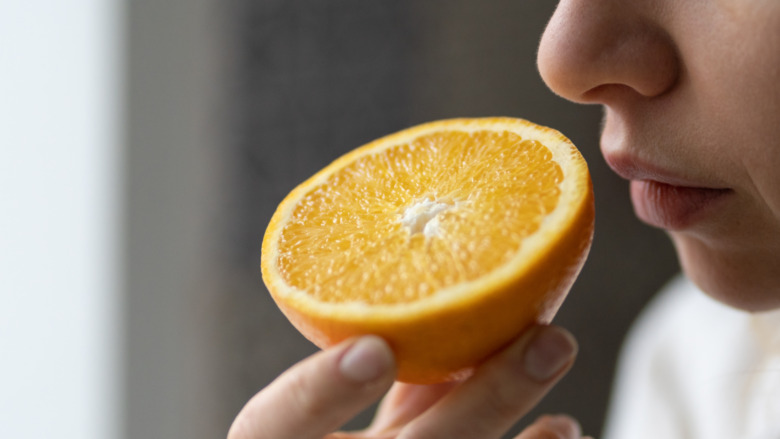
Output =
[{"x1": 537, "y1": 0, "x2": 679, "y2": 104}]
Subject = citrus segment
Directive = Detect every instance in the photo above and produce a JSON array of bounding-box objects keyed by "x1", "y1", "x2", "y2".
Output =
[{"x1": 262, "y1": 117, "x2": 594, "y2": 383}]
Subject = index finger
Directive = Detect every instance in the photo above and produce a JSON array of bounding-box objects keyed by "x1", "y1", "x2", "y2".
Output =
[{"x1": 396, "y1": 325, "x2": 578, "y2": 439}]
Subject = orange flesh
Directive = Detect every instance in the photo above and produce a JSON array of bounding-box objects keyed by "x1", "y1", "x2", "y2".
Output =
[{"x1": 277, "y1": 130, "x2": 563, "y2": 305}]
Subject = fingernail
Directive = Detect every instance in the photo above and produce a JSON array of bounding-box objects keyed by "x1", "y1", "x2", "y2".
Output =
[
  {"x1": 339, "y1": 336, "x2": 394, "y2": 383},
  {"x1": 524, "y1": 326, "x2": 577, "y2": 382}
]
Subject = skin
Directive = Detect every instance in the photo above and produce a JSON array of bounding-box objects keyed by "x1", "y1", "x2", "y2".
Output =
[
  {"x1": 227, "y1": 327, "x2": 586, "y2": 439},
  {"x1": 230, "y1": 0, "x2": 780, "y2": 437},
  {"x1": 538, "y1": 0, "x2": 780, "y2": 311}
]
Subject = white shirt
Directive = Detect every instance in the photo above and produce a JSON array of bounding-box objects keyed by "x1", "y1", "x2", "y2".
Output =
[{"x1": 603, "y1": 275, "x2": 780, "y2": 439}]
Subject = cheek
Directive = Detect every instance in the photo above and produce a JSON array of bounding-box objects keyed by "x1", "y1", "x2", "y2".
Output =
[
  {"x1": 742, "y1": 144, "x2": 780, "y2": 223},
  {"x1": 686, "y1": 19, "x2": 780, "y2": 223},
  {"x1": 719, "y1": 81, "x2": 780, "y2": 223}
]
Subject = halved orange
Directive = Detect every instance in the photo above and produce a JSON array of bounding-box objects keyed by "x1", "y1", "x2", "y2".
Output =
[{"x1": 261, "y1": 117, "x2": 594, "y2": 384}]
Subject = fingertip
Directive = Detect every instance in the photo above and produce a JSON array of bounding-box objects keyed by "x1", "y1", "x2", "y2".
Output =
[
  {"x1": 522, "y1": 325, "x2": 578, "y2": 382},
  {"x1": 515, "y1": 414, "x2": 582, "y2": 439},
  {"x1": 535, "y1": 414, "x2": 582, "y2": 437},
  {"x1": 338, "y1": 335, "x2": 396, "y2": 384}
]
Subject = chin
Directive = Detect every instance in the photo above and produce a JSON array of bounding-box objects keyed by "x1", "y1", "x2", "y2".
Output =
[{"x1": 672, "y1": 233, "x2": 780, "y2": 313}]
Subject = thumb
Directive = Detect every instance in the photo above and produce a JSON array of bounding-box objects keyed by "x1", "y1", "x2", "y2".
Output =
[{"x1": 228, "y1": 336, "x2": 396, "y2": 439}]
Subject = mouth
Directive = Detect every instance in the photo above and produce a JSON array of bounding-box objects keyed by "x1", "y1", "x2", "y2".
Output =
[{"x1": 605, "y1": 153, "x2": 733, "y2": 230}]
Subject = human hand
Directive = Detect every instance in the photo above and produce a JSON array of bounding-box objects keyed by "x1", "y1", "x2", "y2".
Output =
[{"x1": 227, "y1": 325, "x2": 585, "y2": 439}]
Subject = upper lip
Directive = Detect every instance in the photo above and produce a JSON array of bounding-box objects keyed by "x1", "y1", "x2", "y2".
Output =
[{"x1": 603, "y1": 152, "x2": 727, "y2": 190}]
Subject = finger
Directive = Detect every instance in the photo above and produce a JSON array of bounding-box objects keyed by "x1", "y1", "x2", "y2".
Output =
[
  {"x1": 227, "y1": 336, "x2": 396, "y2": 439},
  {"x1": 397, "y1": 325, "x2": 577, "y2": 439},
  {"x1": 514, "y1": 414, "x2": 582, "y2": 439},
  {"x1": 365, "y1": 381, "x2": 459, "y2": 435}
]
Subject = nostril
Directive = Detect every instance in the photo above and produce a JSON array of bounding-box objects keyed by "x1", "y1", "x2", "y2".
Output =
[{"x1": 579, "y1": 83, "x2": 654, "y2": 107}]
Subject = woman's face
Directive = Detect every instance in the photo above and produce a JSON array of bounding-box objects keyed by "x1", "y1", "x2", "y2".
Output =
[{"x1": 538, "y1": 0, "x2": 780, "y2": 311}]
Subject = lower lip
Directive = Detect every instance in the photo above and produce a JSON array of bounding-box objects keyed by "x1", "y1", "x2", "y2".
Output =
[{"x1": 630, "y1": 180, "x2": 731, "y2": 230}]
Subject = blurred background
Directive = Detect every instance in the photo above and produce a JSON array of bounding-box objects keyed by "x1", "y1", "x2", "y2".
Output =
[{"x1": 0, "y1": 1, "x2": 679, "y2": 438}]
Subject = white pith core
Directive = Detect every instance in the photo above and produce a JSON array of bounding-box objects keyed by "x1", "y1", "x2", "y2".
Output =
[{"x1": 399, "y1": 198, "x2": 453, "y2": 238}]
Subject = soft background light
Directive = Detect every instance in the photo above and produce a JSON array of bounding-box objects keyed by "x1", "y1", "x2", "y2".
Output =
[{"x1": 0, "y1": 0, "x2": 121, "y2": 438}]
